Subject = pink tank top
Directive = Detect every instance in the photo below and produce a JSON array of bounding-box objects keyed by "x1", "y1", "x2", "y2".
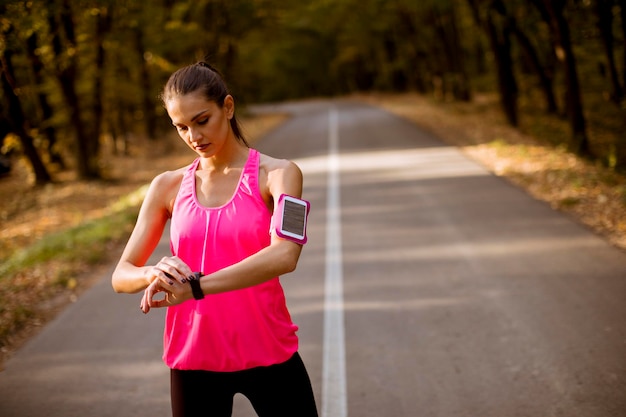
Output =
[{"x1": 164, "y1": 148, "x2": 299, "y2": 371}]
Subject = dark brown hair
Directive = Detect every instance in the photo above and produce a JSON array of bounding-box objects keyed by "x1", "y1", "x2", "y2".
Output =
[{"x1": 161, "y1": 62, "x2": 248, "y2": 146}]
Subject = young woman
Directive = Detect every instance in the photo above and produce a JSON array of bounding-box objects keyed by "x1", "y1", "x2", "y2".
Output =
[{"x1": 112, "y1": 62, "x2": 318, "y2": 417}]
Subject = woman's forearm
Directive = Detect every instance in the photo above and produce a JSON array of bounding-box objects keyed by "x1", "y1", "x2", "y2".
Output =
[
  {"x1": 112, "y1": 262, "x2": 152, "y2": 294},
  {"x1": 199, "y1": 241, "x2": 302, "y2": 295}
]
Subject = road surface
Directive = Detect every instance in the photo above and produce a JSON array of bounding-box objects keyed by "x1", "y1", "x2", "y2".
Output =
[{"x1": 1, "y1": 99, "x2": 625, "y2": 417}]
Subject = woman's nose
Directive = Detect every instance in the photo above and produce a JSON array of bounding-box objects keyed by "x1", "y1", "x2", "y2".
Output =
[{"x1": 189, "y1": 128, "x2": 202, "y2": 142}]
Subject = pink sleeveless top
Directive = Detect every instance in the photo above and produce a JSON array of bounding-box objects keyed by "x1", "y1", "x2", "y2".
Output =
[{"x1": 164, "y1": 149, "x2": 299, "y2": 371}]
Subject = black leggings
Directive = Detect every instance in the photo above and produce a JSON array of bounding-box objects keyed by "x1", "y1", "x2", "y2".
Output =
[{"x1": 170, "y1": 352, "x2": 318, "y2": 417}]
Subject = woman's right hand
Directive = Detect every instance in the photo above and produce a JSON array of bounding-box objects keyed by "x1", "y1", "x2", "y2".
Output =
[{"x1": 141, "y1": 256, "x2": 195, "y2": 313}]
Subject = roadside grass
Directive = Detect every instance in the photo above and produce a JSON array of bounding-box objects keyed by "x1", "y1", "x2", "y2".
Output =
[{"x1": 0, "y1": 194, "x2": 142, "y2": 278}]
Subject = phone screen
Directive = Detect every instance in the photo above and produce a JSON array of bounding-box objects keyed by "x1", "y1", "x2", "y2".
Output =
[
  {"x1": 282, "y1": 199, "x2": 307, "y2": 237},
  {"x1": 275, "y1": 194, "x2": 310, "y2": 244}
]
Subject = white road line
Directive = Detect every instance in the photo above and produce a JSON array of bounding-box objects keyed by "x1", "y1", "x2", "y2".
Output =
[{"x1": 322, "y1": 107, "x2": 348, "y2": 417}]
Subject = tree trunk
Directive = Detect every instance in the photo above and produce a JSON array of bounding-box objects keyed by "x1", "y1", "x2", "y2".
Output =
[
  {"x1": 490, "y1": 0, "x2": 558, "y2": 113},
  {"x1": 431, "y1": 5, "x2": 472, "y2": 101},
  {"x1": 0, "y1": 50, "x2": 51, "y2": 184},
  {"x1": 530, "y1": 0, "x2": 590, "y2": 156},
  {"x1": 617, "y1": 0, "x2": 626, "y2": 170},
  {"x1": 508, "y1": 18, "x2": 559, "y2": 113},
  {"x1": 466, "y1": 0, "x2": 518, "y2": 125},
  {"x1": 91, "y1": 7, "x2": 112, "y2": 163},
  {"x1": 487, "y1": 6, "x2": 519, "y2": 126},
  {"x1": 394, "y1": 7, "x2": 431, "y2": 93},
  {"x1": 617, "y1": 0, "x2": 626, "y2": 92},
  {"x1": 132, "y1": 26, "x2": 157, "y2": 140},
  {"x1": 49, "y1": 0, "x2": 100, "y2": 179},
  {"x1": 446, "y1": 6, "x2": 472, "y2": 101},
  {"x1": 596, "y1": 0, "x2": 623, "y2": 102},
  {"x1": 25, "y1": 30, "x2": 65, "y2": 168}
]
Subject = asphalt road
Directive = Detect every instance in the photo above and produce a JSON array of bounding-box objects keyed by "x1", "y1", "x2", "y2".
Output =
[{"x1": 1, "y1": 99, "x2": 625, "y2": 417}]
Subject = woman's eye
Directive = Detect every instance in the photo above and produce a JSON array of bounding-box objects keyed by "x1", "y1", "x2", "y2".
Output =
[
  {"x1": 198, "y1": 118, "x2": 208, "y2": 125},
  {"x1": 176, "y1": 125, "x2": 188, "y2": 132}
]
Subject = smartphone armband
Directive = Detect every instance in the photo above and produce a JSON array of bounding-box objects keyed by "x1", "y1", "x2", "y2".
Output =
[{"x1": 273, "y1": 194, "x2": 310, "y2": 244}]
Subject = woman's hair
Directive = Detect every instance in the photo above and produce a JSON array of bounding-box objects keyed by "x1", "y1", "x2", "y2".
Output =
[{"x1": 161, "y1": 62, "x2": 248, "y2": 147}]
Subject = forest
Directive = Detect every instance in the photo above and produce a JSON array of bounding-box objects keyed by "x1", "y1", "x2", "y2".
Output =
[{"x1": 1, "y1": 0, "x2": 625, "y2": 183}]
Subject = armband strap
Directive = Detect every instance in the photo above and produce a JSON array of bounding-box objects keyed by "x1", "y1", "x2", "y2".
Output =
[{"x1": 188, "y1": 272, "x2": 204, "y2": 300}]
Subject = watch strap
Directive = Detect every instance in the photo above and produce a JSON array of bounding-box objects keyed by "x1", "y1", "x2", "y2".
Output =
[{"x1": 188, "y1": 272, "x2": 204, "y2": 300}]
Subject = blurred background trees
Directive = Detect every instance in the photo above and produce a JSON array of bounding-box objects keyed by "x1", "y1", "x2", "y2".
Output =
[{"x1": 0, "y1": 0, "x2": 624, "y2": 183}]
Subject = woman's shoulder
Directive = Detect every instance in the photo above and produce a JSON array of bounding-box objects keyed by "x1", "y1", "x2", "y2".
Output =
[
  {"x1": 258, "y1": 152, "x2": 302, "y2": 176},
  {"x1": 152, "y1": 165, "x2": 188, "y2": 187},
  {"x1": 257, "y1": 151, "x2": 303, "y2": 198},
  {"x1": 146, "y1": 164, "x2": 193, "y2": 201},
  {"x1": 144, "y1": 164, "x2": 193, "y2": 212}
]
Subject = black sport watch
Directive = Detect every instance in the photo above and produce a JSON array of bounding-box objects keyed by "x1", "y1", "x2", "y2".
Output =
[{"x1": 188, "y1": 272, "x2": 205, "y2": 300}]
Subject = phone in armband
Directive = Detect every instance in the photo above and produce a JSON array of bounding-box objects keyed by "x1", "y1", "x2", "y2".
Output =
[{"x1": 273, "y1": 194, "x2": 310, "y2": 244}]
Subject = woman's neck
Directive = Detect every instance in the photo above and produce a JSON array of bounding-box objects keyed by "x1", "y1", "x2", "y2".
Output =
[{"x1": 198, "y1": 141, "x2": 249, "y2": 173}]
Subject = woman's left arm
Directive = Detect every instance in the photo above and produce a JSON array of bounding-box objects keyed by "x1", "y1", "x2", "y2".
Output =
[
  {"x1": 144, "y1": 157, "x2": 305, "y2": 310},
  {"x1": 201, "y1": 158, "x2": 305, "y2": 292}
]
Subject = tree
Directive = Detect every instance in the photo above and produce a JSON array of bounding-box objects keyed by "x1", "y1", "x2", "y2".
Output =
[
  {"x1": 618, "y1": 0, "x2": 626, "y2": 92},
  {"x1": 595, "y1": 0, "x2": 623, "y2": 102},
  {"x1": 0, "y1": 26, "x2": 51, "y2": 184},
  {"x1": 24, "y1": 25, "x2": 65, "y2": 168},
  {"x1": 528, "y1": 0, "x2": 590, "y2": 155},
  {"x1": 429, "y1": 2, "x2": 472, "y2": 101},
  {"x1": 47, "y1": 0, "x2": 99, "y2": 178},
  {"x1": 91, "y1": 6, "x2": 112, "y2": 160},
  {"x1": 467, "y1": 0, "x2": 519, "y2": 126},
  {"x1": 130, "y1": 20, "x2": 158, "y2": 140},
  {"x1": 500, "y1": 2, "x2": 559, "y2": 113}
]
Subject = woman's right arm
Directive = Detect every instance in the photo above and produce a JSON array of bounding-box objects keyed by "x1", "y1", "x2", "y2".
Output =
[{"x1": 111, "y1": 171, "x2": 180, "y2": 294}]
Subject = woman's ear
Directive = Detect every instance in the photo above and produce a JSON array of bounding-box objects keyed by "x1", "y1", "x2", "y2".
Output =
[{"x1": 224, "y1": 95, "x2": 235, "y2": 119}]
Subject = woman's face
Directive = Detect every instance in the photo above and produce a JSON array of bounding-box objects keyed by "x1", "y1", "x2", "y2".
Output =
[{"x1": 166, "y1": 92, "x2": 234, "y2": 157}]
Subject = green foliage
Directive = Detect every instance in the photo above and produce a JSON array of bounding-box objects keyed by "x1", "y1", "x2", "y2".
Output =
[{"x1": 0, "y1": 0, "x2": 624, "y2": 173}]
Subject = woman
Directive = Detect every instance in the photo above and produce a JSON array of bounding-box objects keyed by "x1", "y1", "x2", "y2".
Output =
[{"x1": 112, "y1": 62, "x2": 318, "y2": 417}]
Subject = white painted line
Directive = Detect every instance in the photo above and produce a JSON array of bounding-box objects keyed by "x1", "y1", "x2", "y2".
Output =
[{"x1": 322, "y1": 107, "x2": 348, "y2": 417}]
